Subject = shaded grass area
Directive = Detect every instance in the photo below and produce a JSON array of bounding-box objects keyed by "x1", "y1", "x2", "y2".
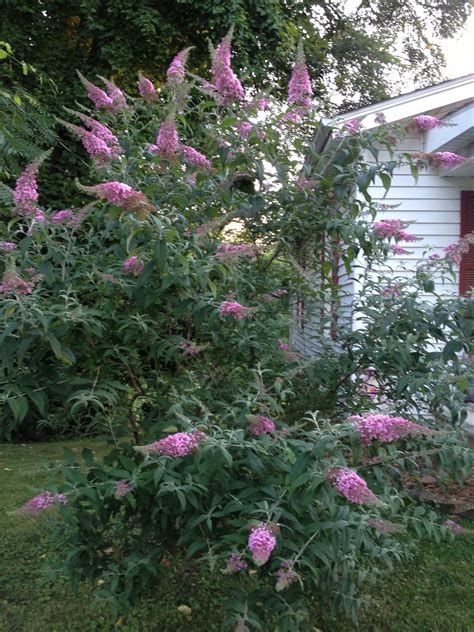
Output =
[{"x1": 0, "y1": 440, "x2": 473, "y2": 631}]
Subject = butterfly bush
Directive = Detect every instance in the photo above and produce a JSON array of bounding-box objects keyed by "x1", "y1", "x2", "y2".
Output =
[
  {"x1": 0, "y1": 241, "x2": 17, "y2": 252},
  {"x1": 138, "y1": 75, "x2": 157, "y2": 99},
  {"x1": 4, "y1": 37, "x2": 473, "y2": 630},
  {"x1": 411, "y1": 115, "x2": 446, "y2": 131}
]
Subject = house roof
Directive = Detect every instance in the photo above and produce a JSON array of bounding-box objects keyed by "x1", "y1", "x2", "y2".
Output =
[{"x1": 333, "y1": 73, "x2": 474, "y2": 129}]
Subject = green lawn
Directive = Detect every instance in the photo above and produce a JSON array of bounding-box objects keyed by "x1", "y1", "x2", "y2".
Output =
[{"x1": 0, "y1": 440, "x2": 473, "y2": 631}]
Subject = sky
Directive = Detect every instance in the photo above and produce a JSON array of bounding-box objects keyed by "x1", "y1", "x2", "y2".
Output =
[{"x1": 442, "y1": 12, "x2": 474, "y2": 79}]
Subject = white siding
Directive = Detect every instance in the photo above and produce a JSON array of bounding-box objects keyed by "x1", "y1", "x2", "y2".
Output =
[{"x1": 293, "y1": 128, "x2": 474, "y2": 354}]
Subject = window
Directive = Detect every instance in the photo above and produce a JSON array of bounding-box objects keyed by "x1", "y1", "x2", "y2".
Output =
[{"x1": 460, "y1": 191, "x2": 474, "y2": 295}]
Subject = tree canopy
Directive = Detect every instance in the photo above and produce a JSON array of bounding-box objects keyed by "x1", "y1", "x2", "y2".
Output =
[{"x1": 1, "y1": 0, "x2": 471, "y2": 113}]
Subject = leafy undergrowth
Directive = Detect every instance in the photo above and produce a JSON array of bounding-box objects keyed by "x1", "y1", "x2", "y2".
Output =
[{"x1": 0, "y1": 440, "x2": 473, "y2": 632}]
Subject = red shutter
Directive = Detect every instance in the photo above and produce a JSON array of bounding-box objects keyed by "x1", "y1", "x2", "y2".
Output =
[{"x1": 460, "y1": 191, "x2": 474, "y2": 295}]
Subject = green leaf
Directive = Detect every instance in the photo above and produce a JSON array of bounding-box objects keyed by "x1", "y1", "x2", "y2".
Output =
[{"x1": 7, "y1": 396, "x2": 28, "y2": 422}]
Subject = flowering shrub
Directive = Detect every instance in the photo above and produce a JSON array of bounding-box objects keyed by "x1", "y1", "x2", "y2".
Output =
[{"x1": 1, "y1": 30, "x2": 473, "y2": 629}]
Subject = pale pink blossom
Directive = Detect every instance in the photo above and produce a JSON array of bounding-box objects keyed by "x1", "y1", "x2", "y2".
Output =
[
  {"x1": 179, "y1": 341, "x2": 207, "y2": 356},
  {"x1": 166, "y1": 48, "x2": 192, "y2": 86},
  {"x1": 430, "y1": 152, "x2": 466, "y2": 167},
  {"x1": 216, "y1": 244, "x2": 256, "y2": 259},
  {"x1": 83, "y1": 181, "x2": 150, "y2": 212},
  {"x1": 0, "y1": 269, "x2": 38, "y2": 295},
  {"x1": 140, "y1": 431, "x2": 207, "y2": 457},
  {"x1": 344, "y1": 118, "x2": 362, "y2": 134},
  {"x1": 249, "y1": 415, "x2": 276, "y2": 436},
  {"x1": 276, "y1": 561, "x2": 298, "y2": 591},
  {"x1": 219, "y1": 300, "x2": 252, "y2": 320},
  {"x1": 138, "y1": 75, "x2": 157, "y2": 99},
  {"x1": 51, "y1": 209, "x2": 74, "y2": 224},
  {"x1": 328, "y1": 468, "x2": 380, "y2": 505},
  {"x1": 350, "y1": 413, "x2": 428, "y2": 445},
  {"x1": 17, "y1": 492, "x2": 67, "y2": 514},
  {"x1": 373, "y1": 219, "x2": 421, "y2": 242},
  {"x1": 181, "y1": 145, "x2": 212, "y2": 169},
  {"x1": 288, "y1": 42, "x2": 312, "y2": 108},
  {"x1": 210, "y1": 31, "x2": 245, "y2": 104},
  {"x1": 123, "y1": 255, "x2": 144, "y2": 275},
  {"x1": 411, "y1": 115, "x2": 445, "y2": 131},
  {"x1": 443, "y1": 519, "x2": 466, "y2": 535},
  {"x1": 443, "y1": 240, "x2": 470, "y2": 265},
  {"x1": 223, "y1": 553, "x2": 248, "y2": 574},
  {"x1": 154, "y1": 118, "x2": 180, "y2": 159},
  {"x1": 13, "y1": 163, "x2": 40, "y2": 217},
  {"x1": 0, "y1": 241, "x2": 17, "y2": 252},
  {"x1": 390, "y1": 244, "x2": 411, "y2": 255},
  {"x1": 248, "y1": 524, "x2": 277, "y2": 565},
  {"x1": 235, "y1": 121, "x2": 252, "y2": 138},
  {"x1": 114, "y1": 480, "x2": 134, "y2": 499}
]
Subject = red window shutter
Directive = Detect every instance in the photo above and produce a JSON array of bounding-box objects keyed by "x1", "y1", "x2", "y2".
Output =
[{"x1": 460, "y1": 191, "x2": 474, "y2": 295}]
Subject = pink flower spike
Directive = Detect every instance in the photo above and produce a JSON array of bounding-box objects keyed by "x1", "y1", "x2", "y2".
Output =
[
  {"x1": 411, "y1": 115, "x2": 446, "y2": 131},
  {"x1": 123, "y1": 255, "x2": 144, "y2": 275},
  {"x1": 0, "y1": 241, "x2": 17, "y2": 252},
  {"x1": 219, "y1": 300, "x2": 252, "y2": 320},
  {"x1": 248, "y1": 524, "x2": 277, "y2": 565},
  {"x1": 166, "y1": 47, "x2": 192, "y2": 86},
  {"x1": 211, "y1": 30, "x2": 245, "y2": 104},
  {"x1": 114, "y1": 480, "x2": 134, "y2": 499},
  {"x1": 390, "y1": 244, "x2": 411, "y2": 255},
  {"x1": 249, "y1": 415, "x2": 276, "y2": 436},
  {"x1": 17, "y1": 492, "x2": 67, "y2": 514},
  {"x1": 288, "y1": 42, "x2": 312, "y2": 108},
  {"x1": 224, "y1": 553, "x2": 248, "y2": 574},
  {"x1": 51, "y1": 209, "x2": 74, "y2": 224},
  {"x1": 181, "y1": 145, "x2": 212, "y2": 170},
  {"x1": 216, "y1": 243, "x2": 256, "y2": 259},
  {"x1": 140, "y1": 431, "x2": 207, "y2": 457},
  {"x1": 83, "y1": 181, "x2": 151, "y2": 213},
  {"x1": 328, "y1": 468, "x2": 381, "y2": 505},
  {"x1": 235, "y1": 121, "x2": 252, "y2": 138},
  {"x1": 344, "y1": 118, "x2": 362, "y2": 134},
  {"x1": 77, "y1": 71, "x2": 114, "y2": 110},
  {"x1": 276, "y1": 561, "x2": 299, "y2": 591},
  {"x1": 350, "y1": 413, "x2": 429, "y2": 445},
  {"x1": 155, "y1": 117, "x2": 180, "y2": 159},
  {"x1": 138, "y1": 74, "x2": 157, "y2": 99},
  {"x1": 431, "y1": 151, "x2": 466, "y2": 167}
]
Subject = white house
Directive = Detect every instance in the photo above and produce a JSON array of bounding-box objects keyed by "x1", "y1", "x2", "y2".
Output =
[{"x1": 292, "y1": 74, "x2": 474, "y2": 355}]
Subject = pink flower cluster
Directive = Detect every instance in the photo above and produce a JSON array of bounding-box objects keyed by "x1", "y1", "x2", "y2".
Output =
[
  {"x1": 51, "y1": 209, "x2": 74, "y2": 224},
  {"x1": 123, "y1": 256, "x2": 144, "y2": 275},
  {"x1": 216, "y1": 243, "x2": 256, "y2": 260},
  {"x1": 179, "y1": 341, "x2": 207, "y2": 356},
  {"x1": 390, "y1": 244, "x2": 411, "y2": 255},
  {"x1": 166, "y1": 48, "x2": 192, "y2": 86},
  {"x1": 17, "y1": 492, "x2": 67, "y2": 514},
  {"x1": 288, "y1": 43, "x2": 312, "y2": 108},
  {"x1": 114, "y1": 480, "x2": 134, "y2": 499},
  {"x1": 411, "y1": 115, "x2": 445, "y2": 131},
  {"x1": 276, "y1": 560, "x2": 298, "y2": 591},
  {"x1": 235, "y1": 121, "x2": 252, "y2": 138},
  {"x1": 248, "y1": 524, "x2": 277, "y2": 565},
  {"x1": 153, "y1": 118, "x2": 180, "y2": 158},
  {"x1": 224, "y1": 552, "x2": 248, "y2": 574},
  {"x1": 373, "y1": 219, "x2": 421, "y2": 242},
  {"x1": 87, "y1": 181, "x2": 150, "y2": 212},
  {"x1": 63, "y1": 114, "x2": 121, "y2": 165},
  {"x1": 329, "y1": 468, "x2": 380, "y2": 505},
  {"x1": 249, "y1": 415, "x2": 276, "y2": 436},
  {"x1": 0, "y1": 269, "x2": 39, "y2": 295},
  {"x1": 0, "y1": 241, "x2": 17, "y2": 252},
  {"x1": 443, "y1": 519, "x2": 465, "y2": 535},
  {"x1": 141, "y1": 431, "x2": 207, "y2": 457},
  {"x1": 77, "y1": 71, "x2": 127, "y2": 112},
  {"x1": 219, "y1": 300, "x2": 252, "y2": 320},
  {"x1": 443, "y1": 239, "x2": 470, "y2": 265},
  {"x1": 210, "y1": 32, "x2": 245, "y2": 104},
  {"x1": 344, "y1": 118, "x2": 362, "y2": 134},
  {"x1": 295, "y1": 177, "x2": 318, "y2": 190},
  {"x1": 350, "y1": 413, "x2": 427, "y2": 445},
  {"x1": 181, "y1": 145, "x2": 212, "y2": 169},
  {"x1": 138, "y1": 75, "x2": 157, "y2": 99},
  {"x1": 13, "y1": 163, "x2": 40, "y2": 218},
  {"x1": 430, "y1": 151, "x2": 466, "y2": 167}
]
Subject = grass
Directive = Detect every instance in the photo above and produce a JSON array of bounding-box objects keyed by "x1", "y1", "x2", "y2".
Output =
[{"x1": 0, "y1": 439, "x2": 473, "y2": 631}]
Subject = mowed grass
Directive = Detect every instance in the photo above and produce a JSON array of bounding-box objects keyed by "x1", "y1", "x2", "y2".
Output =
[{"x1": 0, "y1": 440, "x2": 473, "y2": 631}]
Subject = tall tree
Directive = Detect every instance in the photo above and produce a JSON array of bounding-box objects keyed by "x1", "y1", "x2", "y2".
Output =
[{"x1": 1, "y1": 1, "x2": 471, "y2": 112}]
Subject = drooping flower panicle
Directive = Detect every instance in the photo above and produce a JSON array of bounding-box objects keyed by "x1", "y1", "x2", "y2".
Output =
[
  {"x1": 288, "y1": 42, "x2": 312, "y2": 108},
  {"x1": 219, "y1": 300, "x2": 252, "y2": 320},
  {"x1": 350, "y1": 413, "x2": 428, "y2": 445},
  {"x1": 210, "y1": 30, "x2": 245, "y2": 104},
  {"x1": 181, "y1": 145, "x2": 212, "y2": 169},
  {"x1": 411, "y1": 115, "x2": 446, "y2": 131},
  {"x1": 329, "y1": 468, "x2": 380, "y2": 505},
  {"x1": 82, "y1": 181, "x2": 151, "y2": 213},
  {"x1": 216, "y1": 244, "x2": 257, "y2": 260},
  {"x1": 153, "y1": 117, "x2": 180, "y2": 159},
  {"x1": 430, "y1": 151, "x2": 466, "y2": 167},
  {"x1": 140, "y1": 431, "x2": 207, "y2": 457},
  {"x1": 123, "y1": 256, "x2": 144, "y2": 275},
  {"x1": 166, "y1": 47, "x2": 192, "y2": 86},
  {"x1": 138, "y1": 74, "x2": 157, "y2": 99},
  {"x1": 249, "y1": 415, "x2": 276, "y2": 436},
  {"x1": 373, "y1": 219, "x2": 421, "y2": 242},
  {"x1": 17, "y1": 492, "x2": 67, "y2": 514}
]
